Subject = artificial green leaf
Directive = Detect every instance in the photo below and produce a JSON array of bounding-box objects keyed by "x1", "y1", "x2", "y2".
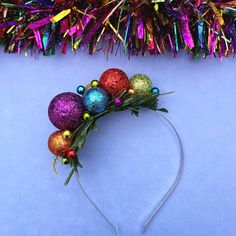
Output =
[
  {"x1": 131, "y1": 110, "x2": 139, "y2": 116},
  {"x1": 52, "y1": 156, "x2": 59, "y2": 175},
  {"x1": 64, "y1": 169, "x2": 75, "y2": 186},
  {"x1": 73, "y1": 135, "x2": 85, "y2": 149},
  {"x1": 158, "y1": 108, "x2": 168, "y2": 113},
  {"x1": 77, "y1": 159, "x2": 83, "y2": 168},
  {"x1": 131, "y1": 107, "x2": 139, "y2": 116},
  {"x1": 90, "y1": 122, "x2": 98, "y2": 131}
]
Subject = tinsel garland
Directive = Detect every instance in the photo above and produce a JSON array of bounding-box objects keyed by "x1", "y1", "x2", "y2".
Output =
[{"x1": 0, "y1": 0, "x2": 235, "y2": 58}]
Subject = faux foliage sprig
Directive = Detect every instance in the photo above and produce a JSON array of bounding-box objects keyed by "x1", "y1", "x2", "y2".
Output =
[{"x1": 54, "y1": 90, "x2": 170, "y2": 186}]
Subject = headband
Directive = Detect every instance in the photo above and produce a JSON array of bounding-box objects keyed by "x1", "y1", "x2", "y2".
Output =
[
  {"x1": 47, "y1": 68, "x2": 184, "y2": 234},
  {"x1": 0, "y1": 0, "x2": 233, "y2": 59}
]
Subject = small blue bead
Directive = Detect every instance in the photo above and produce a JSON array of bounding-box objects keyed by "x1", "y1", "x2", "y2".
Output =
[
  {"x1": 77, "y1": 85, "x2": 85, "y2": 95},
  {"x1": 151, "y1": 87, "x2": 160, "y2": 95}
]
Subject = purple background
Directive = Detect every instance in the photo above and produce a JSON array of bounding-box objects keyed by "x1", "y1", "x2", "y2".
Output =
[{"x1": 0, "y1": 52, "x2": 236, "y2": 236}]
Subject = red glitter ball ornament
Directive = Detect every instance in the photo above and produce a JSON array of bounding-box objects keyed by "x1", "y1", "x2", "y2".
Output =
[{"x1": 99, "y1": 68, "x2": 130, "y2": 96}]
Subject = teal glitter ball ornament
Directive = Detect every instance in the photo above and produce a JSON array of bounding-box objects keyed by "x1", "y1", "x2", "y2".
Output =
[
  {"x1": 77, "y1": 85, "x2": 85, "y2": 95},
  {"x1": 83, "y1": 87, "x2": 109, "y2": 114},
  {"x1": 151, "y1": 87, "x2": 160, "y2": 95},
  {"x1": 129, "y1": 74, "x2": 152, "y2": 95}
]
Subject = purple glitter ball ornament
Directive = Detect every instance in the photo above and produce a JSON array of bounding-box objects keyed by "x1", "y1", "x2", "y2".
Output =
[{"x1": 48, "y1": 92, "x2": 84, "y2": 131}]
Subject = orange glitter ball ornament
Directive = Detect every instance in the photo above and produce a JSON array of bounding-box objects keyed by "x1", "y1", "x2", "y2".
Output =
[{"x1": 48, "y1": 131, "x2": 72, "y2": 156}]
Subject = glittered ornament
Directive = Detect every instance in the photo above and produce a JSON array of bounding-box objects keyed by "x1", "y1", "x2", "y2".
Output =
[
  {"x1": 151, "y1": 87, "x2": 160, "y2": 95},
  {"x1": 91, "y1": 80, "x2": 99, "y2": 87},
  {"x1": 48, "y1": 131, "x2": 71, "y2": 156},
  {"x1": 62, "y1": 157, "x2": 70, "y2": 165},
  {"x1": 83, "y1": 87, "x2": 109, "y2": 114},
  {"x1": 83, "y1": 112, "x2": 91, "y2": 120},
  {"x1": 67, "y1": 150, "x2": 77, "y2": 159},
  {"x1": 99, "y1": 68, "x2": 129, "y2": 96},
  {"x1": 129, "y1": 74, "x2": 152, "y2": 95},
  {"x1": 48, "y1": 92, "x2": 84, "y2": 131},
  {"x1": 114, "y1": 98, "x2": 122, "y2": 106},
  {"x1": 77, "y1": 85, "x2": 85, "y2": 95},
  {"x1": 128, "y1": 89, "x2": 135, "y2": 95},
  {"x1": 62, "y1": 130, "x2": 72, "y2": 140}
]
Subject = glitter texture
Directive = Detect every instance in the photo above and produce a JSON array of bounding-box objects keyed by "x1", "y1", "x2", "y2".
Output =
[
  {"x1": 48, "y1": 131, "x2": 71, "y2": 156},
  {"x1": 83, "y1": 87, "x2": 109, "y2": 114},
  {"x1": 48, "y1": 92, "x2": 84, "y2": 131},
  {"x1": 114, "y1": 98, "x2": 122, "y2": 105},
  {"x1": 99, "y1": 68, "x2": 130, "y2": 96},
  {"x1": 129, "y1": 74, "x2": 152, "y2": 95}
]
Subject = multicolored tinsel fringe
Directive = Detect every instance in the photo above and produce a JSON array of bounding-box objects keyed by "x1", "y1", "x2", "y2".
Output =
[{"x1": 0, "y1": 0, "x2": 235, "y2": 59}]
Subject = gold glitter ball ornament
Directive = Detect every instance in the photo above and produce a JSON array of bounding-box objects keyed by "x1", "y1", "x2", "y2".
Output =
[
  {"x1": 129, "y1": 74, "x2": 152, "y2": 95},
  {"x1": 48, "y1": 131, "x2": 72, "y2": 156},
  {"x1": 62, "y1": 130, "x2": 72, "y2": 140}
]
